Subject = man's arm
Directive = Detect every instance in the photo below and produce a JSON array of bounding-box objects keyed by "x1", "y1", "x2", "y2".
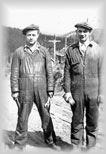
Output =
[
  {"x1": 45, "y1": 48, "x2": 54, "y2": 97},
  {"x1": 98, "y1": 47, "x2": 104, "y2": 104},
  {"x1": 63, "y1": 49, "x2": 71, "y2": 93},
  {"x1": 10, "y1": 49, "x2": 20, "y2": 97},
  {"x1": 63, "y1": 48, "x2": 75, "y2": 105}
]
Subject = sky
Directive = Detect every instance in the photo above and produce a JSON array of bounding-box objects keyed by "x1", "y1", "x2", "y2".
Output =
[{"x1": 1, "y1": 0, "x2": 105, "y2": 35}]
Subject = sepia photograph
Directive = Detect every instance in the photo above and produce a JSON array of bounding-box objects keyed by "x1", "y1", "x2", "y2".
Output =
[{"x1": 0, "y1": 0, "x2": 106, "y2": 153}]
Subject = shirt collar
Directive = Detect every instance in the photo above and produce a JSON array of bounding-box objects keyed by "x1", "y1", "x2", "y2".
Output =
[
  {"x1": 79, "y1": 39, "x2": 90, "y2": 48},
  {"x1": 24, "y1": 41, "x2": 40, "y2": 52},
  {"x1": 79, "y1": 40, "x2": 93, "y2": 49}
]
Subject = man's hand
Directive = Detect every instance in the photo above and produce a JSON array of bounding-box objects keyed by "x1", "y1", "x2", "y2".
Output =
[
  {"x1": 63, "y1": 92, "x2": 72, "y2": 101},
  {"x1": 97, "y1": 94, "x2": 104, "y2": 104},
  {"x1": 44, "y1": 97, "x2": 51, "y2": 109},
  {"x1": 12, "y1": 92, "x2": 20, "y2": 108},
  {"x1": 63, "y1": 92, "x2": 75, "y2": 105},
  {"x1": 12, "y1": 92, "x2": 19, "y2": 100},
  {"x1": 48, "y1": 91, "x2": 54, "y2": 98}
]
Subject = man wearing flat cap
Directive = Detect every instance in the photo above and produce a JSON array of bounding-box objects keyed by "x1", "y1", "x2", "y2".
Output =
[
  {"x1": 10, "y1": 24, "x2": 60, "y2": 150},
  {"x1": 63, "y1": 22, "x2": 104, "y2": 150}
]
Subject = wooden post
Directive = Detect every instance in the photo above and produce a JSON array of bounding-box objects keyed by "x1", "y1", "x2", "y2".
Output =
[{"x1": 48, "y1": 38, "x2": 61, "y2": 63}]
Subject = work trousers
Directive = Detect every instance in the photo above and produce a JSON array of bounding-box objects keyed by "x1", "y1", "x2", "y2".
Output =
[
  {"x1": 14, "y1": 78, "x2": 56, "y2": 147},
  {"x1": 71, "y1": 92, "x2": 99, "y2": 148}
]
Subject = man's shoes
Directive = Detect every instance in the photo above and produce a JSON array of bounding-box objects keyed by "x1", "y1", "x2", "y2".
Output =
[
  {"x1": 14, "y1": 145, "x2": 25, "y2": 151},
  {"x1": 8, "y1": 142, "x2": 25, "y2": 151},
  {"x1": 72, "y1": 144, "x2": 87, "y2": 151},
  {"x1": 48, "y1": 143, "x2": 61, "y2": 151}
]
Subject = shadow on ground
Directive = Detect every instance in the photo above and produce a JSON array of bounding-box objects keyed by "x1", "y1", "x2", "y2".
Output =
[{"x1": 3, "y1": 130, "x2": 73, "y2": 151}]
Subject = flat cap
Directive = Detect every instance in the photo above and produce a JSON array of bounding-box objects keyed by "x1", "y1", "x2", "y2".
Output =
[
  {"x1": 22, "y1": 24, "x2": 40, "y2": 35},
  {"x1": 75, "y1": 22, "x2": 93, "y2": 31}
]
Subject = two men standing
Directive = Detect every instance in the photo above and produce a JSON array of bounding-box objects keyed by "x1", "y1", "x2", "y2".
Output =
[{"x1": 10, "y1": 22, "x2": 104, "y2": 151}]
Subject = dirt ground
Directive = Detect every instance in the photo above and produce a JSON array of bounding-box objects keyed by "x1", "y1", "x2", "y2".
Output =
[{"x1": 0, "y1": 75, "x2": 105, "y2": 154}]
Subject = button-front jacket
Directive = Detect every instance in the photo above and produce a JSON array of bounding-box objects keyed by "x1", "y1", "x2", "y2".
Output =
[
  {"x1": 64, "y1": 41, "x2": 103, "y2": 99},
  {"x1": 11, "y1": 42, "x2": 54, "y2": 94}
]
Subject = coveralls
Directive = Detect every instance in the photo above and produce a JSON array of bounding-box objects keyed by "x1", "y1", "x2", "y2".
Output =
[
  {"x1": 10, "y1": 42, "x2": 56, "y2": 147},
  {"x1": 64, "y1": 41, "x2": 103, "y2": 148}
]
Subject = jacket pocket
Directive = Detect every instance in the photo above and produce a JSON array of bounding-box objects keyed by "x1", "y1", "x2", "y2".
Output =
[{"x1": 71, "y1": 61, "x2": 81, "y2": 74}]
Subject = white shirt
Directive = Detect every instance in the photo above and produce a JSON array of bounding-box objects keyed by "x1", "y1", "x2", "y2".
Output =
[{"x1": 79, "y1": 40, "x2": 90, "y2": 56}]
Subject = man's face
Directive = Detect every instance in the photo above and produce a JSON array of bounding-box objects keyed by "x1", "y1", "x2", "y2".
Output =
[
  {"x1": 76, "y1": 27, "x2": 91, "y2": 43},
  {"x1": 26, "y1": 30, "x2": 39, "y2": 46}
]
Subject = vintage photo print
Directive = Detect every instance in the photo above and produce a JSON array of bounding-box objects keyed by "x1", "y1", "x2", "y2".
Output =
[{"x1": 0, "y1": 0, "x2": 106, "y2": 154}]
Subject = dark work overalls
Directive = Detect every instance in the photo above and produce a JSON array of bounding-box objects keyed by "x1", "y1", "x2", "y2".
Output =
[
  {"x1": 11, "y1": 43, "x2": 56, "y2": 147},
  {"x1": 64, "y1": 41, "x2": 103, "y2": 148}
]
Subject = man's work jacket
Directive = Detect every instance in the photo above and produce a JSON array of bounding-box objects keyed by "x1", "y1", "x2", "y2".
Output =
[
  {"x1": 11, "y1": 42, "x2": 54, "y2": 94},
  {"x1": 64, "y1": 41, "x2": 103, "y2": 99}
]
